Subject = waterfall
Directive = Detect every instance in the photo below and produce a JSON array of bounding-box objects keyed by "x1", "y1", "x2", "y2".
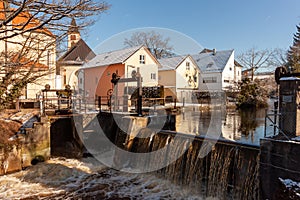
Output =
[
  {"x1": 122, "y1": 130, "x2": 260, "y2": 199},
  {"x1": 94, "y1": 113, "x2": 260, "y2": 199}
]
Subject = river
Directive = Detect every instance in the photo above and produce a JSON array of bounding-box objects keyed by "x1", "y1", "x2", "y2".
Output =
[
  {"x1": 175, "y1": 100, "x2": 276, "y2": 145},
  {"x1": 0, "y1": 101, "x2": 274, "y2": 199},
  {"x1": 0, "y1": 157, "x2": 211, "y2": 200}
]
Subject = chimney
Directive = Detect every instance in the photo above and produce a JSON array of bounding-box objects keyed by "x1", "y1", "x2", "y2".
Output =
[{"x1": 213, "y1": 48, "x2": 216, "y2": 55}]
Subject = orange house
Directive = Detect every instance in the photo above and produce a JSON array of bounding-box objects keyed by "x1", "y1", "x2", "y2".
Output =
[{"x1": 81, "y1": 46, "x2": 160, "y2": 100}]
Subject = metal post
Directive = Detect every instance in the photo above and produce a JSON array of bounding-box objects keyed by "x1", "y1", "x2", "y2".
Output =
[
  {"x1": 137, "y1": 67, "x2": 142, "y2": 116},
  {"x1": 174, "y1": 97, "x2": 177, "y2": 109},
  {"x1": 109, "y1": 95, "x2": 112, "y2": 113},
  {"x1": 98, "y1": 96, "x2": 101, "y2": 111},
  {"x1": 273, "y1": 100, "x2": 278, "y2": 135},
  {"x1": 58, "y1": 96, "x2": 61, "y2": 110},
  {"x1": 123, "y1": 95, "x2": 128, "y2": 112},
  {"x1": 84, "y1": 97, "x2": 87, "y2": 113},
  {"x1": 79, "y1": 98, "x2": 81, "y2": 111}
]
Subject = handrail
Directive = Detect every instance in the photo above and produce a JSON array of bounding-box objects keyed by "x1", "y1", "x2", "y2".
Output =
[{"x1": 264, "y1": 112, "x2": 290, "y2": 140}]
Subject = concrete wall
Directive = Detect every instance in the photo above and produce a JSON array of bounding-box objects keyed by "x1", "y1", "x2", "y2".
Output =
[
  {"x1": 49, "y1": 114, "x2": 83, "y2": 158},
  {"x1": 260, "y1": 138, "x2": 300, "y2": 200}
]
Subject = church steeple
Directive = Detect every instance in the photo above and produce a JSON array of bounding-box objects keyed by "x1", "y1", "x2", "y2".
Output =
[{"x1": 68, "y1": 18, "x2": 80, "y2": 50}]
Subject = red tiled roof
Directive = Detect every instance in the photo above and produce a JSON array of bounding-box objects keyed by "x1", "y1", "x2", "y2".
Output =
[
  {"x1": 11, "y1": 54, "x2": 49, "y2": 71},
  {"x1": 0, "y1": 2, "x2": 53, "y2": 36}
]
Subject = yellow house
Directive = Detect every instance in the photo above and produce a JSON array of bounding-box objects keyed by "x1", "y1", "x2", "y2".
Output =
[{"x1": 158, "y1": 55, "x2": 199, "y2": 103}]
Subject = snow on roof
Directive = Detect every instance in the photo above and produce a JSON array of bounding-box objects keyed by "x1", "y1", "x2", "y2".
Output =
[
  {"x1": 191, "y1": 50, "x2": 234, "y2": 73},
  {"x1": 279, "y1": 77, "x2": 300, "y2": 81},
  {"x1": 83, "y1": 46, "x2": 142, "y2": 69},
  {"x1": 158, "y1": 55, "x2": 186, "y2": 71}
]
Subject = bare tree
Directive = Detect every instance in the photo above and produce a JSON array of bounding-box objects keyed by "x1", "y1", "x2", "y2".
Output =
[
  {"x1": 0, "y1": 0, "x2": 109, "y2": 108},
  {"x1": 271, "y1": 48, "x2": 288, "y2": 68},
  {"x1": 124, "y1": 31, "x2": 174, "y2": 59},
  {"x1": 237, "y1": 48, "x2": 275, "y2": 80}
]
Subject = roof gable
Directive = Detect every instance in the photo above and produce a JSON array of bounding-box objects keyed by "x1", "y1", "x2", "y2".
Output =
[
  {"x1": 84, "y1": 45, "x2": 144, "y2": 68},
  {"x1": 192, "y1": 50, "x2": 234, "y2": 73},
  {"x1": 58, "y1": 39, "x2": 96, "y2": 64},
  {"x1": 158, "y1": 55, "x2": 186, "y2": 71}
]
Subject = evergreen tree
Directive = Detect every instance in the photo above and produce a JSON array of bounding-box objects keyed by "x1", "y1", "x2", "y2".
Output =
[{"x1": 287, "y1": 24, "x2": 300, "y2": 73}]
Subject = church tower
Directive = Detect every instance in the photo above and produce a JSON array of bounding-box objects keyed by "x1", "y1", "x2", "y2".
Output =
[{"x1": 68, "y1": 18, "x2": 80, "y2": 50}]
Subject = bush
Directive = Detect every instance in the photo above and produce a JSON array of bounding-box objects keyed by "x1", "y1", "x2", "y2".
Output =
[{"x1": 236, "y1": 78, "x2": 268, "y2": 109}]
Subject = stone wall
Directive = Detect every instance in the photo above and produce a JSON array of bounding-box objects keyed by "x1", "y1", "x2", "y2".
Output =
[{"x1": 0, "y1": 119, "x2": 50, "y2": 175}]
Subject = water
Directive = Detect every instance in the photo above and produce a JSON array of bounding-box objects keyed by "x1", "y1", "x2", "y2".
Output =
[
  {"x1": 124, "y1": 130, "x2": 260, "y2": 200},
  {"x1": 175, "y1": 102, "x2": 275, "y2": 145},
  {"x1": 0, "y1": 102, "x2": 268, "y2": 199},
  {"x1": 0, "y1": 157, "x2": 209, "y2": 200}
]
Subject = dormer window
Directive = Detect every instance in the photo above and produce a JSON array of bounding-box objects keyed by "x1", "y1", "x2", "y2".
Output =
[
  {"x1": 207, "y1": 62, "x2": 213, "y2": 68},
  {"x1": 140, "y1": 55, "x2": 145, "y2": 64}
]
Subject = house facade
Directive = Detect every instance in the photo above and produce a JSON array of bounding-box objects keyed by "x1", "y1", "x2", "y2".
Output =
[
  {"x1": 158, "y1": 55, "x2": 199, "y2": 103},
  {"x1": 0, "y1": 2, "x2": 56, "y2": 99},
  {"x1": 192, "y1": 49, "x2": 242, "y2": 93},
  {"x1": 57, "y1": 19, "x2": 96, "y2": 91},
  {"x1": 81, "y1": 45, "x2": 159, "y2": 100}
]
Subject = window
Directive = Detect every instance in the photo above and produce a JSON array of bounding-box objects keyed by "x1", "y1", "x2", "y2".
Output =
[
  {"x1": 203, "y1": 77, "x2": 217, "y2": 83},
  {"x1": 207, "y1": 62, "x2": 213, "y2": 68},
  {"x1": 140, "y1": 55, "x2": 145, "y2": 64},
  {"x1": 229, "y1": 67, "x2": 232, "y2": 71},
  {"x1": 186, "y1": 62, "x2": 190, "y2": 70},
  {"x1": 79, "y1": 78, "x2": 83, "y2": 84},
  {"x1": 71, "y1": 35, "x2": 76, "y2": 40},
  {"x1": 63, "y1": 69, "x2": 67, "y2": 85},
  {"x1": 151, "y1": 73, "x2": 156, "y2": 80},
  {"x1": 193, "y1": 75, "x2": 197, "y2": 83},
  {"x1": 224, "y1": 79, "x2": 230, "y2": 83}
]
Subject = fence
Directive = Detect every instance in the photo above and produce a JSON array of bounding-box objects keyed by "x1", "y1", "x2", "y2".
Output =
[
  {"x1": 264, "y1": 111, "x2": 291, "y2": 140},
  {"x1": 40, "y1": 91, "x2": 168, "y2": 115}
]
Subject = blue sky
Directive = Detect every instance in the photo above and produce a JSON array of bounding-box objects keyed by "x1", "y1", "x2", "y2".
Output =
[{"x1": 82, "y1": 0, "x2": 300, "y2": 56}]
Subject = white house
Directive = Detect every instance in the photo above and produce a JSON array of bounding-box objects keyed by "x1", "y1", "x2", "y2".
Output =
[
  {"x1": 192, "y1": 49, "x2": 242, "y2": 93},
  {"x1": 158, "y1": 55, "x2": 199, "y2": 103},
  {"x1": 81, "y1": 45, "x2": 160, "y2": 100}
]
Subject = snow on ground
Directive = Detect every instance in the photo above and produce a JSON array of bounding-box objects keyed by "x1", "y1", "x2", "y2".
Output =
[{"x1": 279, "y1": 178, "x2": 300, "y2": 197}]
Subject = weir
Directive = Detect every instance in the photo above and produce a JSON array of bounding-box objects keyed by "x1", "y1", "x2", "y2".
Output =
[{"x1": 91, "y1": 112, "x2": 260, "y2": 199}]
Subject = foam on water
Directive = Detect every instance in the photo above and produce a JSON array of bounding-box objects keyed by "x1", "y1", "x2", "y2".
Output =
[{"x1": 0, "y1": 157, "x2": 212, "y2": 200}]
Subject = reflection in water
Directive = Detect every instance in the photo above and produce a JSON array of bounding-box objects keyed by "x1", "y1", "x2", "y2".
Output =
[
  {"x1": 176, "y1": 106, "x2": 271, "y2": 145},
  {"x1": 238, "y1": 109, "x2": 258, "y2": 135}
]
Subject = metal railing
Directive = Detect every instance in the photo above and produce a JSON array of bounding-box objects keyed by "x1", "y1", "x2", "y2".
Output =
[{"x1": 264, "y1": 111, "x2": 290, "y2": 140}]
